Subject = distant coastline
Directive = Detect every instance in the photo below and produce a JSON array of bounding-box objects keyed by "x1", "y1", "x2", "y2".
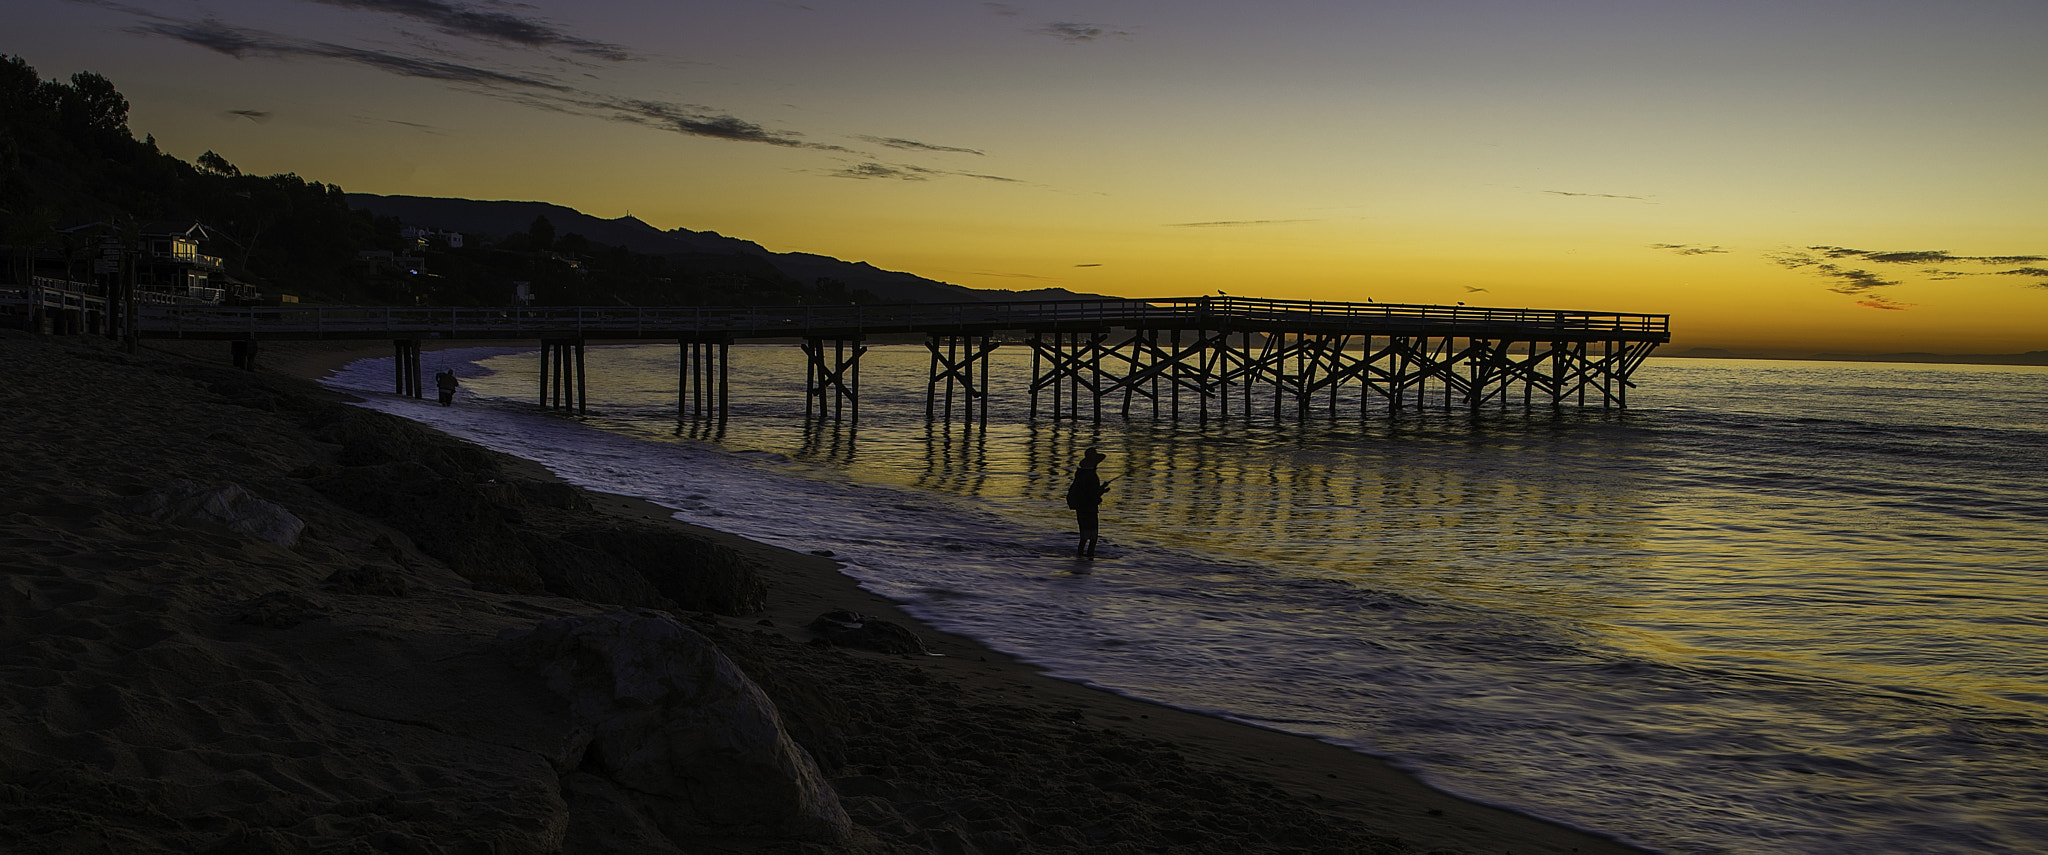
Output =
[{"x1": 1663, "y1": 347, "x2": 2048, "y2": 367}]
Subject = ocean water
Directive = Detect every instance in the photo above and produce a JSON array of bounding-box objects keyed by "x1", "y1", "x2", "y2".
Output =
[{"x1": 325, "y1": 344, "x2": 2048, "y2": 854}]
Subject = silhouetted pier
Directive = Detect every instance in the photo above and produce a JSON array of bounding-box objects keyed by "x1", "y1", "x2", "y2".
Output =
[{"x1": 138, "y1": 296, "x2": 1670, "y2": 421}]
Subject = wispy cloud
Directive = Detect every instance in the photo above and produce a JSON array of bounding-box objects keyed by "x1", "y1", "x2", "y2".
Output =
[
  {"x1": 1074, "y1": 263, "x2": 1102, "y2": 268},
  {"x1": 105, "y1": 3, "x2": 1031, "y2": 178},
  {"x1": 1770, "y1": 251, "x2": 1901, "y2": 295},
  {"x1": 1034, "y1": 21, "x2": 1134, "y2": 43},
  {"x1": 133, "y1": 18, "x2": 571, "y2": 88},
  {"x1": 306, "y1": 0, "x2": 630, "y2": 60},
  {"x1": 1165, "y1": 219, "x2": 1313, "y2": 228},
  {"x1": 1810, "y1": 246, "x2": 2047, "y2": 265},
  {"x1": 1650, "y1": 243, "x2": 1727, "y2": 255},
  {"x1": 221, "y1": 108, "x2": 271, "y2": 122},
  {"x1": 122, "y1": 14, "x2": 858, "y2": 152},
  {"x1": 381, "y1": 117, "x2": 443, "y2": 134},
  {"x1": 1546, "y1": 190, "x2": 1650, "y2": 201},
  {"x1": 1857, "y1": 295, "x2": 1912, "y2": 311},
  {"x1": 1774, "y1": 245, "x2": 2048, "y2": 304},
  {"x1": 828, "y1": 161, "x2": 1021, "y2": 182},
  {"x1": 1463, "y1": 286, "x2": 1489, "y2": 293},
  {"x1": 984, "y1": 3, "x2": 1023, "y2": 17},
  {"x1": 1996, "y1": 267, "x2": 2048, "y2": 286},
  {"x1": 600, "y1": 98, "x2": 844, "y2": 150},
  {"x1": 830, "y1": 162, "x2": 936, "y2": 181},
  {"x1": 856, "y1": 135, "x2": 985, "y2": 156}
]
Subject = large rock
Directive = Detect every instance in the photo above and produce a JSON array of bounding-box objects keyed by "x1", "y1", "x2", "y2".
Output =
[
  {"x1": 134, "y1": 480, "x2": 306, "y2": 547},
  {"x1": 310, "y1": 461, "x2": 543, "y2": 592},
  {"x1": 503, "y1": 611, "x2": 851, "y2": 845},
  {"x1": 560, "y1": 525, "x2": 768, "y2": 615}
]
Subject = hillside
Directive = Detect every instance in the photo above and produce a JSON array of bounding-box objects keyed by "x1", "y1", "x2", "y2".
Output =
[{"x1": 346, "y1": 194, "x2": 1109, "y2": 305}]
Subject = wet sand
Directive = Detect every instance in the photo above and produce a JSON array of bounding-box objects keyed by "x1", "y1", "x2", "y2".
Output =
[{"x1": 1, "y1": 332, "x2": 1647, "y2": 854}]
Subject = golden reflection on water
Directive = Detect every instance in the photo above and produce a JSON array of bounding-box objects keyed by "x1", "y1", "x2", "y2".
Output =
[{"x1": 471, "y1": 344, "x2": 2048, "y2": 711}]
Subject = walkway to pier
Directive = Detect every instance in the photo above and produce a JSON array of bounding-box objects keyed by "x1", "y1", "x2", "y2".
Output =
[{"x1": 139, "y1": 296, "x2": 1670, "y2": 421}]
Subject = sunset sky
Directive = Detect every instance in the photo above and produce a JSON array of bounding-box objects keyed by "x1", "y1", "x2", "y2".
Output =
[{"x1": 14, "y1": 0, "x2": 2048, "y2": 353}]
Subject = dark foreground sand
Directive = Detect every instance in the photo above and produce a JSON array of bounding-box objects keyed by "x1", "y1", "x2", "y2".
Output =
[{"x1": 0, "y1": 333, "x2": 1645, "y2": 854}]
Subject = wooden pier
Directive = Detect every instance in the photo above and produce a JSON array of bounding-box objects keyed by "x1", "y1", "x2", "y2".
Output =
[{"x1": 138, "y1": 296, "x2": 1670, "y2": 421}]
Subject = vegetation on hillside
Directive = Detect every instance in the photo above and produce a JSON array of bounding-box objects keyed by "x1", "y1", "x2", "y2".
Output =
[{"x1": 0, "y1": 58, "x2": 876, "y2": 307}]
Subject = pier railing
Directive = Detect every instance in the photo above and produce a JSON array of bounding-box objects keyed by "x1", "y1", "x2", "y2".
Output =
[{"x1": 139, "y1": 296, "x2": 1669, "y2": 341}]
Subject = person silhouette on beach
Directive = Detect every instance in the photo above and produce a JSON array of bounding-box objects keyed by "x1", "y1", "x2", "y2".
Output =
[
  {"x1": 435, "y1": 370, "x2": 459, "y2": 406},
  {"x1": 1065, "y1": 448, "x2": 1113, "y2": 558}
]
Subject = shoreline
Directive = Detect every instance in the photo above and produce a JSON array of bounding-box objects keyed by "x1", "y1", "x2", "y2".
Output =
[{"x1": 117, "y1": 337, "x2": 1647, "y2": 853}]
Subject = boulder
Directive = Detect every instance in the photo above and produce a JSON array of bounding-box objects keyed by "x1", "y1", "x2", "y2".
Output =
[
  {"x1": 309, "y1": 461, "x2": 542, "y2": 592},
  {"x1": 559, "y1": 526, "x2": 768, "y2": 615},
  {"x1": 807, "y1": 610, "x2": 932, "y2": 656},
  {"x1": 134, "y1": 480, "x2": 306, "y2": 547},
  {"x1": 503, "y1": 611, "x2": 850, "y2": 845},
  {"x1": 322, "y1": 564, "x2": 409, "y2": 597}
]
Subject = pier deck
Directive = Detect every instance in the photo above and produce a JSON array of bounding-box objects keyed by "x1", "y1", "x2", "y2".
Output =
[{"x1": 138, "y1": 296, "x2": 1669, "y2": 420}]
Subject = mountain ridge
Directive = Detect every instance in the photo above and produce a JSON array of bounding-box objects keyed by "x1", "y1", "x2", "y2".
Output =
[{"x1": 346, "y1": 193, "x2": 1108, "y2": 305}]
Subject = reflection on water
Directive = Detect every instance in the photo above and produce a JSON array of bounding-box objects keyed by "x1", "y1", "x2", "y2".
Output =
[{"x1": 412, "y1": 344, "x2": 2048, "y2": 854}]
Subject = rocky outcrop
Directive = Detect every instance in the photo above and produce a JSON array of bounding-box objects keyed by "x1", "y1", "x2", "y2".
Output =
[
  {"x1": 808, "y1": 610, "x2": 932, "y2": 656},
  {"x1": 560, "y1": 525, "x2": 768, "y2": 616},
  {"x1": 305, "y1": 409, "x2": 766, "y2": 615},
  {"x1": 503, "y1": 610, "x2": 852, "y2": 846},
  {"x1": 132, "y1": 480, "x2": 306, "y2": 547}
]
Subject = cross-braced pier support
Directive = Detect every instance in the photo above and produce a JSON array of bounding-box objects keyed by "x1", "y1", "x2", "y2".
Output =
[
  {"x1": 1028, "y1": 330, "x2": 1115, "y2": 422},
  {"x1": 802, "y1": 336, "x2": 867, "y2": 421},
  {"x1": 392, "y1": 339, "x2": 422, "y2": 398},
  {"x1": 539, "y1": 338, "x2": 586, "y2": 414},
  {"x1": 926, "y1": 333, "x2": 999, "y2": 423},
  {"x1": 1027, "y1": 331, "x2": 1660, "y2": 421},
  {"x1": 679, "y1": 336, "x2": 731, "y2": 422}
]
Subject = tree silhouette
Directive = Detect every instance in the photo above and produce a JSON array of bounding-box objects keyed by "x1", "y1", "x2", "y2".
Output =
[
  {"x1": 197, "y1": 150, "x2": 241, "y2": 177},
  {"x1": 59, "y1": 71, "x2": 128, "y2": 138}
]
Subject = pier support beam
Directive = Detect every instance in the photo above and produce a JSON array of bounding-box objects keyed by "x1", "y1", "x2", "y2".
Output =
[
  {"x1": 539, "y1": 338, "x2": 586, "y2": 414},
  {"x1": 926, "y1": 333, "x2": 999, "y2": 423},
  {"x1": 679, "y1": 336, "x2": 731, "y2": 422},
  {"x1": 1027, "y1": 330, "x2": 1111, "y2": 422},
  {"x1": 392, "y1": 339, "x2": 421, "y2": 398},
  {"x1": 802, "y1": 336, "x2": 867, "y2": 421}
]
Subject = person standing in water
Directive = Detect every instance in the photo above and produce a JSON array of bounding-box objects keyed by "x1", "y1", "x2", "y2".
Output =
[
  {"x1": 1065, "y1": 448, "x2": 1113, "y2": 557},
  {"x1": 435, "y1": 369, "x2": 459, "y2": 406}
]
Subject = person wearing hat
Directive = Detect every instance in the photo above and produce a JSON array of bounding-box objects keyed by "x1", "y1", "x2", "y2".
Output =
[{"x1": 1064, "y1": 448, "x2": 1114, "y2": 557}]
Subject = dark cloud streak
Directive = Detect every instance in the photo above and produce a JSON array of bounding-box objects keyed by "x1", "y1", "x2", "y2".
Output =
[
  {"x1": 1546, "y1": 190, "x2": 1649, "y2": 201},
  {"x1": 132, "y1": 18, "x2": 569, "y2": 89},
  {"x1": 856, "y1": 135, "x2": 985, "y2": 156},
  {"x1": 1166, "y1": 219, "x2": 1313, "y2": 228},
  {"x1": 307, "y1": 0, "x2": 630, "y2": 60},
  {"x1": 1034, "y1": 21, "x2": 1133, "y2": 42},
  {"x1": 600, "y1": 97, "x2": 844, "y2": 150},
  {"x1": 1650, "y1": 243, "x2": 1727, "y2": 255},
  {"x1": 1857, "y1": 295, "x2": 1911, "y2": 310},
  {"x1": 1812, "y1": 246, "x2": 2047, "y2": 265},
  {"x1": 827, "y1": 161, "x2": 1021, "y2": 182},
  {"x1": 123, "y1": 15, "x2": 853, "y2": 152},
  {"x1": 107, "y1": 4, "x2": 1032, "y2": 176}
]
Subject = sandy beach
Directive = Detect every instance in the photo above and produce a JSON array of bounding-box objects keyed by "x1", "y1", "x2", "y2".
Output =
[{"x1": 1, "y1": 332, "x2": 1645, "y2": 854}]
